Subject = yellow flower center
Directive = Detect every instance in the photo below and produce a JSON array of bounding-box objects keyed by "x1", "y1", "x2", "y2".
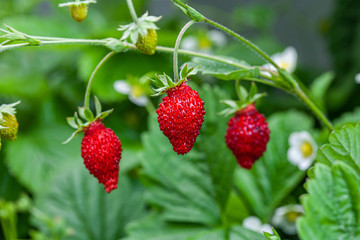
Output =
[
  {"x1": 285, "y1": 211, "x2": 303, "y2": 223},
  {"x1": 300, "y1": 141, "x2": 313, "y2": 157},
  {"x1": 199, "y1": 37, "x2": 212, "y2": 49},
  {"x1": 280, "y1": 61, "x2": 289, "y2": 70},
  {"x1": 131, "y1": 85, "x2": 144, "y2": 97}
]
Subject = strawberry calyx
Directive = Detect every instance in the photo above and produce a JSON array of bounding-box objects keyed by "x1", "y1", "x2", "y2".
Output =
[
  {"x1": 151, "y1": 64, "x2": 199, "y2": 96},
  {"x1": 220, "y1": 82, "x2": 266, "y2": 116},
  {"x1": 63, "y1": 96, "x2": 113, "y2": 144},
  {"x1": 118, "y1": 12, "x2": 162, "y2": 44},
  {"x1": 0, "y1": 101, "x2": 21, "y2": 129},
  {"x1": 58, "y1": 0, "x2": 96, "y2": 7}
]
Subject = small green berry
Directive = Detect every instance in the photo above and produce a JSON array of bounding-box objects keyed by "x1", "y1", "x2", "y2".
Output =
[{"x1": 0, "y1": 113, "x2": 19, "y2": 141}]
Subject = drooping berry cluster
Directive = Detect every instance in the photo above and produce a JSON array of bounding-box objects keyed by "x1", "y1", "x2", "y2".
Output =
[
  {"x1": 225, "y1": 104, "x2": 270, "y2": 169},
  {"x1": 157, "y1": 82, "x2": 205, "y2": 155},
  {"x1": 81, "y1": 121, "x2": 122, "y2": 193}
]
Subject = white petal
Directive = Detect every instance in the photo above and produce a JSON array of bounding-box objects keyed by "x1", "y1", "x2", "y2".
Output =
[
  {"x1": 129, "y1": 94, "x2": 148, "y2": 106},
  {"x1": 356, "y1": 73, "x2": 360, "y2": 84},
  {"x1": 272, "y1": 46, "x2": 297, "y2": 73},
  {"x1": 261, "y1": 224, "x2": 273, "y2": 234},
  {"x1": 297, "y1": 157, "x2": 313, "y2": 170},
  {"x1": 281, "y1": 47, "x2": 298, "y2": 73},
  {"x1": 262, "y1": 63, "x2": 276, "y2": 72},
  {"x1": 289, "y1": 131, "x2": 311, "y2": 147},
  {"x1": 287, "y1": 147, "x2": 303, "y2": 166},
  {"x1": 272, "y1": 205, "x2": 304, "y2": 235},
  {"x1": 207, "y1": 30, "x2": 227, "y2": 47},
  {"x1": 243, "y1": 216, "x2": 262, "y2": 231},
  {"x1": 181, "y1": 36, "x2": 198, "y2": 51},
  {"x1": 114, "y1": 80, "x2": 131, "y2": 94}
]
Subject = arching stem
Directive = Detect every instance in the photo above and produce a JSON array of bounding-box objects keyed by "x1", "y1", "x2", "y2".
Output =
[
  {"x1": 84, "y1": 51, "x2": 115, "y2": 109},
  {"x1": 126, "y1": 0, "x2": 139, "y2": 24},
  {"x1": 173, "y1": 20, "x2": 195, "y2": 83}
]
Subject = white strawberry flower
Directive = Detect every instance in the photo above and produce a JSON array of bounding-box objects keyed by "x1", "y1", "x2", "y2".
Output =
[
  {"x1": 242, "y1": 216, "x2": 273, "y2": 234},
  {"x1": 113, "y1": 80, "x2": 148, "y2": 106},
  {"x1": 272, "y1": 204, "x2": 304, "y2": 235},
  {"x1": 355, "y1": 73, "x2": 360, "y2": 84},
  {"x1": 287, "y1": 131, "x2": 317, "y2": 170},
  {"x1": 262, "y1": 47, "x2": 298, "y2": 76},
  {"x1": 181, "y1": 30, "x2": 227, "y2": 53}
]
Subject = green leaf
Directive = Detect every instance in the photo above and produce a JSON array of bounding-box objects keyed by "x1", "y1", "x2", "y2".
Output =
[
  {"x1": 195, "y1": 85, "x2": 236, "y2": 211},
  {"x1": 317, "y1": 123, "x2": 360, "y2": 174},
  {"x1": 297, "y1": 162, "x2": 360, "y2": 240},
  {"x1": 5, "y1": 123, "x2": 81, "y2": 193},
  {"x1": 33, "y1": 163, "x2": 146, "y2": 240},
  {"x1": 124, "y1": 214, "x2": 263, "y2": 240},
  {"x1": 234, "y1": 111, "x2": 314, "y2": 220},
  {"x1": 297, "y1": 123, "x2": 360, "y2": 239},
  {"x1": 310, "y1": 72, "x2": 334, "y2": 108},
  {"x1": 140, "y1": 115, "x2": 221, "y2": 225},
  {"x1": 334, "y1": 108, "x2": 360, "y2": 128}
]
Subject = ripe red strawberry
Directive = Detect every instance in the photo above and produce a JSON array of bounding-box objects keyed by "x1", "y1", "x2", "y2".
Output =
[
  {"x1": 81, "y1": 121, "x2": 122, "y2": 193},
  {"x1": 225, "y1": 104, "x2": 270, "y2": 169},
  {"x1": 156, "y1": 82, "x2": 205, "y2": 155},
  {"x1": 136, "y1": 29, "x2": 158, "y2": 55}
]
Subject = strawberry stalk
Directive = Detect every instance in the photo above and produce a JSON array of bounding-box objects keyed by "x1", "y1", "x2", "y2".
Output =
[
  {"x1": 173, "y1": 20, "x2": 195, "y2": 83},
  {"x1": 84, "y1": 51, "x2": 115, "y2": 109},
  {"x1": 126, "y1": 0, "x2": 139, "y2": 24}
]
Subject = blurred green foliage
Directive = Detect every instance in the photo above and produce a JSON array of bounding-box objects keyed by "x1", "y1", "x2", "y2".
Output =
[{"x1": 1, "y1": 0, "x2": 360, "y2": 240}]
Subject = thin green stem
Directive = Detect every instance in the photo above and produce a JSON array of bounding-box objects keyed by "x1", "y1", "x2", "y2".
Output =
[
  {"x1": 84, "y1": 51, "x2": 115, "y2": 109},
  {"x1": 126, "y1": 0, "x2": 139, "y2": 24},
  {"x1": 295, "y1": 86, "x2": 334, "y2": 131},
  {"x1": 171, "y1": 0, "x2": 187, "y2": 9},
  {"x1": 173, "y1": 20, "x2": 195, "y2": 83},
  {"x1": 203, "y1": 18, "x2": 279, "y2": 69}
]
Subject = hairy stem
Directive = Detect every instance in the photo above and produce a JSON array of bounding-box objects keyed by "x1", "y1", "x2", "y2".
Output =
[
  {"x1": 126, "y1": 0, "x2": 139, "y2": 24},
  {"x1": 295, "y1": 86, "x2": 334, "y2": 131},
  {"x1": 203, "y1": 18, "x2": 279, "y2": 69},
  {"x1": 84, "y1": 51, "x2": 115, "y2": 109},
  {"x1": 173, "y1": 20, "x2": 195, "y2": 83}
]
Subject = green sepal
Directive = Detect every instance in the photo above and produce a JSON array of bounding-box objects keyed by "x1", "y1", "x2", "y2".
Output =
[
  {"x1": 94, "y1": 96, "x2": 102, "y2": 116},
  {"x1": 151, "y1": 64, "x2": 199, "y2": 96},
  {"x1": 104, "y1": 38, "x2": 128, "y2": 53},
  {"x1": 97, "y1": 109, "x2": 113, "y2": 120},
  {"x1": 0, "y1": 100, "x2": 21, "y2": 120},
  {"x1": 174, "y1": 3, "x2": 204, "y2": 22},
  {"x1": 62, "y1": 129, "x2": 83, "y2": 144},
  {"x1": 84, "y1": 108, "x2": 94, "y2": 121},
  {"x1": 263, "y1": 228, "x2": 281, "y2": 240},
  {"x1": 220, "y1": 82, "x2": 266, "y2": 116},
  {"x1": 74, "y1": 112, "x2": 83, "y2": 126},
  {"x1": 1, "y1": 25, "x2": 40, "y2": 46},
  {"x1": 78, "y1": 107, "x2": 86, "y2": 120},
  {"x1": 66, "y1": 117, "x2": 78, "y2": 129},
  {"x1": 64, "y1": 97, "x2": 113, "y2": 144},
  {"x1": 180, "y1": 64, "x2": 199, "y2": 79},
  {"x1": 118, "y1": 12, "x2": 162, "y2": 44}
]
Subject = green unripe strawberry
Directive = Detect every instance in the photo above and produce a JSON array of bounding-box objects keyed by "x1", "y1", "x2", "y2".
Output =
[
  {"x1": 69, "y1": 3, "x2": 89, "y2": 22},
  {"x1": 0, "y1": 113, "x2": 19, "y2": 141},
  {"x1": 136, "y1": 29, "x2": 158, "y2": 55}
]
